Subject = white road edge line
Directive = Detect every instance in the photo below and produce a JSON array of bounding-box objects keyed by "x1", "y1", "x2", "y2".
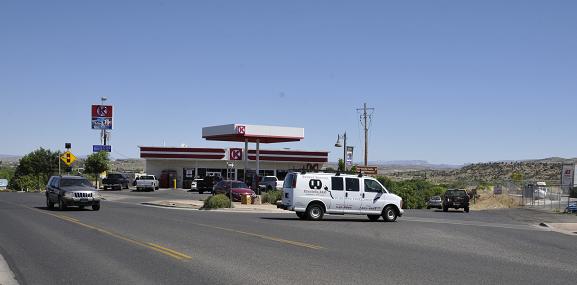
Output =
[{"x1": 0, "y1": 254, "x2": 18, "y2": 285}]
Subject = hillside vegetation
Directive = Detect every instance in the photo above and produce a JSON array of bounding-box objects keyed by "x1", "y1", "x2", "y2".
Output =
[{"x1": 389, "y1": 158, "x2": 576, "y2": 185}]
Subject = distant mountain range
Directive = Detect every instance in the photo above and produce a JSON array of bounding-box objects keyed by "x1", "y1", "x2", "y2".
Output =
[
  {"x1": 0, "y1": 154, "x2": 21, "y2": 163},
  {"x1": 369, "y1": 160, "x2": 462, "y2": 169}
]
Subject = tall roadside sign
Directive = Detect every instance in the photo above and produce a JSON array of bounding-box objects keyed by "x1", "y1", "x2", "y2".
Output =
[
  {"x1": 91, "y1": 105, "x2": 113, "y2": 130},
  {"x1": 561, "y1": 164, "x2": 576, "y2": 198},
  {"x1": 92, "y1": 97, "x2": 113, "y2": 149}
]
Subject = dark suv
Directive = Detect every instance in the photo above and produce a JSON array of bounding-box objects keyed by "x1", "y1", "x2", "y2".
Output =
[
  {"x1": 46, "y1": 176, "x2": 101, "y2": 211},
  {"x1": 102, "y1": 173, "x2": 130, "y2": 190},
  {"x1": 443, "y1": 189, "x2": 470, "y2": 213}
]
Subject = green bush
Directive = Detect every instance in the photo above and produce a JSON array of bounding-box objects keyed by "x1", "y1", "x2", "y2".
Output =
[
  {"x1": 262, "y1": 190, "x2": 282, "y2": 204},
  {"x1": 375, "y1": 176, "x2": 447, "y2": 209},
  {"x1": 203, "y1": 194, "x2": 232, "y2": 209}
]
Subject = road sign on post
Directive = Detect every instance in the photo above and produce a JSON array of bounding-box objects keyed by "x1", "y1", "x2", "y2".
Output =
[
  {"x1": 60, "y1": 151, "x2": 77, "y2": 166},
  {"x1": 356, "y1": 165, "x2": 378, "y2": 175},
  {"x1": 93, "y1": 145, "x2": 112, "y2": 152}
]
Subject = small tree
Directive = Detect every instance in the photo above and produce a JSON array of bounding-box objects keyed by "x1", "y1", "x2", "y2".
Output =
[
  {"x1": 349, "y1": 165, "x2": 357, "y2": 174},
  {"x1": 338, "y1": 159, "x2": 345, "y2": 172},
  {"x1": 9, "y1": 148, "x2": 60, "y2": 191},
  {"x1": 84, "y1": 152, "x2": 110, "y2": 187}
]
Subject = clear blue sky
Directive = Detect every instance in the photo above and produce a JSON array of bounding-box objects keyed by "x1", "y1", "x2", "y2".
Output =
[{"x1": 1, "y1": 0, "x2": 576, "y2": 164}]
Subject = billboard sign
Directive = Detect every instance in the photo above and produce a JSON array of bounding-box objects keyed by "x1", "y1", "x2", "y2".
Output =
[
  {"x1": 561, "y1": 164, "x2": 575, "y2": 187},
  {"x1": 356, "y1": 166, "x2": 378, "y2": 175},
  {"x1": 93, "y1": 145, "x2": 112, "y2": 152},
  {"x1": 91, "y1": 105, "x2": 113, "y2": 118},
  {"x1": 345, "y1": 146, "x2": 354, "y2": 166},
  {"x1": 91, "y1": 117, "x2": 113, "y2": 129}
]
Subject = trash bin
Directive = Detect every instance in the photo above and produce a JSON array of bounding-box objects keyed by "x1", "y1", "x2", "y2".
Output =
[{"x1": 241, "y1": 195, "x2": 252, "y2": 205}]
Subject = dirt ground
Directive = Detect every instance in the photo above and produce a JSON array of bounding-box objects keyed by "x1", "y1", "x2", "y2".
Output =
[{"x1": 470, "y1": 191, "x2": 521, "y2": 210}]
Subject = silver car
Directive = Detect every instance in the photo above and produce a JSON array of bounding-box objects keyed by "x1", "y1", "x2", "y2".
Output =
[
  {"x1": 426, "y1": 196, "x2": 443, "y2": 209},
  {"x1": 46, "y1": 176, "x2": 102, "y2": 211}
]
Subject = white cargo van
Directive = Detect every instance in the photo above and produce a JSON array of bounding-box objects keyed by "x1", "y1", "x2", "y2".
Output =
[{"x1": 277, "y1": 172, "x2": 404, "y2": 221}]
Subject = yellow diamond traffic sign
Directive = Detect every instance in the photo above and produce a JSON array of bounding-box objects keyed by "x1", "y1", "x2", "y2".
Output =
[{"x1": 60, "y1": 151, "x2": 77, "y2": 166}]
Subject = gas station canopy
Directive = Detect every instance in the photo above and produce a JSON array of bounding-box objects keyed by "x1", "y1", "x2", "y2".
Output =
[{"x1": 202, "y1": 124, "x2": 304, "y2": 144}]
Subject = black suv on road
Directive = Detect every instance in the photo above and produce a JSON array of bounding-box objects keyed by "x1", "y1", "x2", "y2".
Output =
[
  {"x1": 46, "y1": 176, "x2": 101, "y2": 211},
  {"x1": 443, "y1": 189, "x2": 470, "y2": 213}
]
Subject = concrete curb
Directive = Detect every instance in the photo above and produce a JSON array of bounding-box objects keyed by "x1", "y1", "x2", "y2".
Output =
[
  {"x1": 141, "y1": 201, "x2": 289, "y2": 214},
  {"x1": 539, "y1": 222, "x2": 577, "y2": 236},
  {"x1": 0, "y1": 254, "x2": 18, "y2": 285}
]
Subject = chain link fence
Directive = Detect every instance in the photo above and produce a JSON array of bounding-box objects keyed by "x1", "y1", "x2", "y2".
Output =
[{"x1": 488, "y1": 179, "x2": 575, "y2": 212}]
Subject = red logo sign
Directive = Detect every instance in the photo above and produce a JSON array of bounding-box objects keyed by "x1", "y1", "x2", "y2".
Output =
[
  {"x1": 91, "y1": 105, "x2": 113, "y2": 118},
  {"x1": 236, "y1": 125, "x2": 246, "y2": 135},
  {"x1": 230, "y1": 148, "x2": 243, "y2": 160}
]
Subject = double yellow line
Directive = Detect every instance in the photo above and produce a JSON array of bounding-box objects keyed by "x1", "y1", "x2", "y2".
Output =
[{"x1": 37, "y1": 210, "x2": 192, "y2": 261}]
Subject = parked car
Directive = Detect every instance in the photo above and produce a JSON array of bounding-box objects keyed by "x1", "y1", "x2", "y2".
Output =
[
  {"x1": 258, "y1": 176, "x2": 283, "y2": 192},
  {"x1": 277, "y1": 172, "x2": 403, "y2": 221},
  {"x1": 136, "y1": 175, "x2": 159, "y2": 191},
  {"x1": 102, "y1": 173, "x2": 130, "y2": 190},
  {"x1": 46, "y1": 175, "x2": 101, "y2": 211},
  {"x1": 426, "y1": 196, "x2": 442, "y2": 209},
  {"x1": 534, "y1": 182, "x2": 548, "y2": 200},
  {"x1": 212, "y1": 180, "x2": 256, "y2": 202},
  {"x1": 197, "y1": 175, "x2": 221, "y2": 194},
  {"x1": 189, "y1": 177, "x2": 205, "y2": 193},
  {"x1": 443, "y1": 189, "x2": 470, "y2": 212}
]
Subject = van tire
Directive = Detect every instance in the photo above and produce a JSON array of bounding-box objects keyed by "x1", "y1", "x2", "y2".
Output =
[
  {"x1": 306, "y1": 203, "x2": 324, "y2": 221},
  {"x1": 464, "y1": 207, "x2": 470, "y2": 213},
  {"x1": 367, "y1": 215, "x2": 380, "y2": 221},
  {"x1": 382, "y1": 206, "x2": 397, "y2": 222},
  {"x1": 296, "y1": 212, "x2": 307, "y2": 219}
]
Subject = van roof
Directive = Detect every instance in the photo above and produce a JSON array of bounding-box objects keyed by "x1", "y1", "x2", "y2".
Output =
[{"x1": 293, "y1": 172, "x2": 371, "y2": 178}]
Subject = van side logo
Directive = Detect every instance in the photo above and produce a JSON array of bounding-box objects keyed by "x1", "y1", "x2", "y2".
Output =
[{"x1": 309, "y1": 179, "x2": 323, "y2": 190}]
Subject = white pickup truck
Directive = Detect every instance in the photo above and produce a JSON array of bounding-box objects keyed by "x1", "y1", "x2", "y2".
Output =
[
  {"x1": 136, "y1": 175, "x2": 159, "y2": 192},
  {"x1": 258, "y1": 176, "x2": 284, "y2": 192}
]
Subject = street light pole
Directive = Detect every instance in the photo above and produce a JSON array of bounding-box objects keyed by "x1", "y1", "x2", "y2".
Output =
[
  {"x1": 343, "y1": 132, "x2": 347, "y2": 172},
  {"x1": 335, "y1": 132, "x2": 347, "y2": 172}
]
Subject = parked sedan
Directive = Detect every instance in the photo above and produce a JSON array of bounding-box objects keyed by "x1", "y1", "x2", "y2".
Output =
[
  {"x1": 212, "y1": 180, "x2": 256, "y2": 202},
  {"x1": 426, "y1": 196, "x2": 442, "y2": 209}
]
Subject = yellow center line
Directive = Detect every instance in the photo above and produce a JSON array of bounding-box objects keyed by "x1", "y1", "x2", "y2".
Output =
[
  {"x1": 147, "y1": 243, "x2": 192, "y2": 259},
  {"x1": 24, "y1": 206, "x2": 192, "y2": 261},
  {"x1": 195, "y1": 223, "x2": 324, "y2": 250}
]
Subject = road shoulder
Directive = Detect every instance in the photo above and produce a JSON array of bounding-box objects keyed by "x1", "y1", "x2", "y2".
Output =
[{"x1": 0, "y1": 254, "x2": 18, "y2": 285}]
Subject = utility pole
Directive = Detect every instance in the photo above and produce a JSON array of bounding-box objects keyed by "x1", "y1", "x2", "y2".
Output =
[{"x1": 357, "y1": 103, "x2": 374, "y2": 166}]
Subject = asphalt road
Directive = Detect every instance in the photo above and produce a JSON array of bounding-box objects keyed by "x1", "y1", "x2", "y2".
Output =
[{"x1": 1, "y1": 191, "x2": 576, "y2": 285}]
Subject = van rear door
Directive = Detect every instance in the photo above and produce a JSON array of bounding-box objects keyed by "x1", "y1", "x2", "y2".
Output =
[{"x1": 281, "y1": 173, "x2": 296, "y2": 207}]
